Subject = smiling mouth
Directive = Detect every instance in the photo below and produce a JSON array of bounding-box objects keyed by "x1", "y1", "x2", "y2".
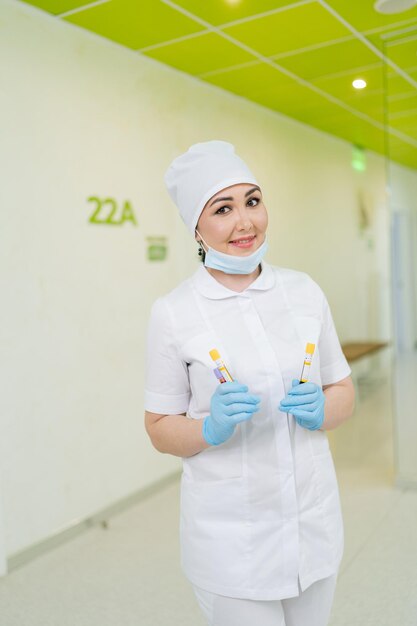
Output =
[{"x1": 229, "y1": 235, "x2": 256, "y2": 243}]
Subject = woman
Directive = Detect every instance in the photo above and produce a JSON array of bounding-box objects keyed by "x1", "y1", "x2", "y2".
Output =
[{"x1": 144, "y1": 141, "x2": 355, "y2": 626}]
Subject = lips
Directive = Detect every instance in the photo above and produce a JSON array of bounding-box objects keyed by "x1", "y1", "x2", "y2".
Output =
[
  {"x1": 229, "y1": 235, "x2": 256, "y2": 244},
  {"x1": 229, "y1": 235, "x2": 256, "y2": 249}
]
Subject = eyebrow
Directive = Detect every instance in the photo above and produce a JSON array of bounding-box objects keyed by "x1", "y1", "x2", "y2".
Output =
[{"x1": 209, "y1": 186, "x2": 261, "y2": 207}]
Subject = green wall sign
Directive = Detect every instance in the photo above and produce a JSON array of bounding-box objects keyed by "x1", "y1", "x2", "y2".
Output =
[
  {"x1": 86, "y1": 197, "x2": 168, "y2": 261},
  {"x1": 87, "y1": 197, "x2": 137, "y2": 226},
  {"x1": 147, "y1": 237, "x2": 167, "y2": 261}
]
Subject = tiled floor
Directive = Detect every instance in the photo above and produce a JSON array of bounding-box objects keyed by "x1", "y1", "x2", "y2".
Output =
[
  {"x1": 0, "y1": 371, "x2": 416, "y2": 626},
  {"x1": 328, "y1": 367, "x2": 417, "y2": 626}
]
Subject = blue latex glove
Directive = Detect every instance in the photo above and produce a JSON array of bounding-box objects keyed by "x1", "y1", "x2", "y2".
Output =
[
  {"x1": 279, "y1": 379, "x2": 325, "y2": 431},
  {"x1": 203, "y1": 381, "x2": 261, "y2": 446}
]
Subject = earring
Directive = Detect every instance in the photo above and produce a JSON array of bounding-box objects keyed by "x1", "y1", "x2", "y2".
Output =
[{"x1": 198, "y1": 245, "x2": 203, "y2": 256}]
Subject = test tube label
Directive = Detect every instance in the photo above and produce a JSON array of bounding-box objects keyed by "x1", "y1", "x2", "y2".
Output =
[
  {"x1": 300, "y1": 343, "x2": 316, "y2": 383},
  {"x1": 210, "y1": 349, "x2": 234, "y2": 383},
  {"x1": 213, "y1": 368, "x2": 227, "y2": 383}
]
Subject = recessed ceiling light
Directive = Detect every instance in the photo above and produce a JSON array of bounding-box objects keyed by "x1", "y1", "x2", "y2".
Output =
[
  {"x1": 374, "y1": 0, "x2": 417, "y2": 14},
  {"x1": 353, "y1": 79, "x2": 367, "y2": 89}
]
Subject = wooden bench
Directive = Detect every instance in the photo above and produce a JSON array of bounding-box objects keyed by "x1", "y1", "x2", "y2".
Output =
[
  {"x1": 341, "y1": 341, "x2": 389, "y2": 363},
  {"x1": 341, "y1": 341, "x2": 389, "y2": 403}
]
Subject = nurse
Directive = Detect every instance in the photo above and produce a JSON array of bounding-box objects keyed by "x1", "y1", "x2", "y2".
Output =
[{"x1": 144, "y1": 141, "x2": 355, "y2": 626}]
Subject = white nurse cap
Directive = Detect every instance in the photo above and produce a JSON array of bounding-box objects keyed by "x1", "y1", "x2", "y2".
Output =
[{"x1": 164, "y1": 140, "x2": 259, "y2": 234}]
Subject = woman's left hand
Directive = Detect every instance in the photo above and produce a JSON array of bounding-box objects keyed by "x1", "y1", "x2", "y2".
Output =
[{"x1": 279, "y1": 380, "x2": 325, "y2": 430}]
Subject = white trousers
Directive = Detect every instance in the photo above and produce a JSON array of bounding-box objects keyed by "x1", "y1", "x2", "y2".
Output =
[{"x1": 192, "y1": 574, "x2": 338, "y2": 626}]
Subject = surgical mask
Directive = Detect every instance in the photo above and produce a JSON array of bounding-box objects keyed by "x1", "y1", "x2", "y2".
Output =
[{"x1": 196, "y1": 230, "x2": 268, "y2": 275}]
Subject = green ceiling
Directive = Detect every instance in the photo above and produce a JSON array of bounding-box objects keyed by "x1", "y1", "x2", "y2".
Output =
[{"x1": 19, "y1": 0, "x2": 417, "y2": 169}]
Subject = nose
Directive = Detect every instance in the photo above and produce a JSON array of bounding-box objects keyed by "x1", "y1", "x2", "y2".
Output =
[{"x1": 235, "y1": 208, "x2": 253, "y2": 231}]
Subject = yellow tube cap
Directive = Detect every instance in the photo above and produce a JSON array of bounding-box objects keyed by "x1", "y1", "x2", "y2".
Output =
[
  {"x1": 209, "y1": 349, "x2": 220, "y2": 361},
  {"x1": 306, "y1": 343, "x2": 315, "y2": 355}
]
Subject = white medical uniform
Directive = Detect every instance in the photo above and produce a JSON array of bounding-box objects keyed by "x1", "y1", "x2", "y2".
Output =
[{"x1": 144, "y1": 261, "x2": 351, "y2": 601}]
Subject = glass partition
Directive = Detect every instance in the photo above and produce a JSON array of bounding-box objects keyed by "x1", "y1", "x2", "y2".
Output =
[{"x1": 383, "y1": 29, "x2": 417, "y2": 488}]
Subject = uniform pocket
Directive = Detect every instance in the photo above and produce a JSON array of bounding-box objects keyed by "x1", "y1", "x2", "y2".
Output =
[
  {"x1": 180, "y1": 475, "x2": 248, "y2": 588},
  {"x1": 180, "y1": 331, "x2": 243, "y2": 481},
  {"x1": 293, "y1": 314, "x2": 321, "y2": 344},
  {"x1": 309, "y1": 428, "x2": 330, "y2": 456},
  {"x1": 181, "y1": 331, "x2": 235, "y2": 418},
  {"x1": 184, "y1": 428, "x2": 243, "y2": 481}
]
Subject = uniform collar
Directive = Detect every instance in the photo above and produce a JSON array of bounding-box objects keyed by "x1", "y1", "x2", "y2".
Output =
[{"x1": 192, "y1": 260, "x2": 275, "y2": 300}]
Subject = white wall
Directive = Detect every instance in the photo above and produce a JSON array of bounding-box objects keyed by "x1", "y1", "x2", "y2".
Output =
[{"x1": 0, "y1": 0, "x2": 397, "y2": 560}]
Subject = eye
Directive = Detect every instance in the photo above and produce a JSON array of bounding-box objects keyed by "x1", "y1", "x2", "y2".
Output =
[
  {"x1": 247, "y1": 196, "x2": 260, "y2": 207},
  {"x1": 215, "y1": 205, "x2": 231, "y2": 215}
]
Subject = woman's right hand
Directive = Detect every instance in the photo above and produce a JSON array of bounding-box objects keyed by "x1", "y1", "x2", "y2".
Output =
[{"x1": 202, "y1": 381, "x2": 261, "y2": 446}]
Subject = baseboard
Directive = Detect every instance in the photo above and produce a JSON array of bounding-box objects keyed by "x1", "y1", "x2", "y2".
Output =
[
  {"x1": 395, "y1": 475, "x2": 417, "y2": 490},
  {"x1": 7, "y1": 470, "x2": 181, "y2": 573}
]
